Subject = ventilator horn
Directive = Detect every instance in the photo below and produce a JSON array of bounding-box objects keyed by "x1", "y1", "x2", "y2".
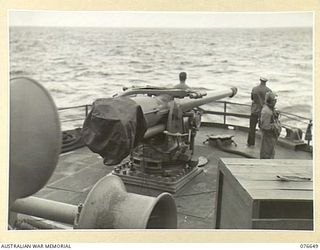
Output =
[
  {"x1": 9, "y1": 77, "x2": 61, "y2": 206},
  {"x1": 12, "y1": 175, "x2": 177, "y2": 229}
]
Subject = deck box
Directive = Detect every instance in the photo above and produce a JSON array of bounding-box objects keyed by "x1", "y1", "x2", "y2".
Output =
[{"x1": 214, "y1": 158, "x2": 313, "y2": 230}]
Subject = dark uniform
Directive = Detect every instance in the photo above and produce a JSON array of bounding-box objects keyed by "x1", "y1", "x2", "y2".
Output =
[
  {"x1": 260, "y1": 102, "x2": 281, "y2": 159},
  {"x1": 247, "y1": 80, "x2": 271, "y2": 146}
]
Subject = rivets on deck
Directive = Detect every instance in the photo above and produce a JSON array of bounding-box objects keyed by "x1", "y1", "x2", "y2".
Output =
[{"x1": 112, "y1": 159, "x2": 203, "y2": 192}]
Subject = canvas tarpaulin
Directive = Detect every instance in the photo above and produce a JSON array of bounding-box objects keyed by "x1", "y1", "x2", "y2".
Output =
[{"x1": 82, "y1": 97, "x2": 147, "y2": 165}]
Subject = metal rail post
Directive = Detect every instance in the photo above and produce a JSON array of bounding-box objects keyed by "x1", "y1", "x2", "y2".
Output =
[{"x1": 223, "y1": 102, "x2": 227, "y2": 125}]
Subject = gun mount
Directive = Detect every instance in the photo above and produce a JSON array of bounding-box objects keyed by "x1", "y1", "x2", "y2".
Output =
[{"x1": 82, "y1": 86, "x2": 238, "y2": 192}]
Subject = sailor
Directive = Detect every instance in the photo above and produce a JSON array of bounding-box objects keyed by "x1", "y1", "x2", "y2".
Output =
[
  {"x1": 260, "y1": 91, "x2": 281, "y2": 159},
  {"x1": 247, "y1": 76, "x2": 271, "y2": 146},
  {"x1": 174, "y1": 72, "x2": 190, "y2": 90}
]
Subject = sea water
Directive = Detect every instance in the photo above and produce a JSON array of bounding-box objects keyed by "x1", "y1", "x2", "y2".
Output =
[{"x1": 9, "y1": 26, "x2": 313, "y2": 129}]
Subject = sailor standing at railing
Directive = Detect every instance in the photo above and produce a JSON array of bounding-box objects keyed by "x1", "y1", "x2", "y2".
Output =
[
  {"x1": 247, "y1": 77, "x2": 271, "y2": 146},
  {"x1": 260, "y1": 92, "x2": 282, "y2": 159},
  {"x1": 174, "y1": 72, "x2": 190, "y2": 90}
]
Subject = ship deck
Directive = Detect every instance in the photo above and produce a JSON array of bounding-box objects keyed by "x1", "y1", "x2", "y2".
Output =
[{"x1": 32, "y1": 125, "x2": 312, "y2": 229}]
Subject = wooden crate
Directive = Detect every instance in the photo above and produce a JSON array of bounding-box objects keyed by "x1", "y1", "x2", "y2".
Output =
[{"x1": 214, "y1": 158, "x2": 313, "y2": 230}]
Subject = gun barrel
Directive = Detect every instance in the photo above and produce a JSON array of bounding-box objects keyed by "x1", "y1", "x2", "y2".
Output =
[
  {"x1": 82, "y1": 86, "x2": 238, "y2": 165},
  {"x1": 178, "y1": 87, "x2": 237, "y2": 112},
  {"x1": 133, "y1": 87, "x2": 237, "y2": 127}
]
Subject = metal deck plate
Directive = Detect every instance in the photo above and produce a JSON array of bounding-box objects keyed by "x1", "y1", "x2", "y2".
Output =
[{"x1": 113, "y1": 166, "x2": 203, "y2": 193}]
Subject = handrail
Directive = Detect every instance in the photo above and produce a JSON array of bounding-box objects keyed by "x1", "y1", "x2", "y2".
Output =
[
  {"x1": 280, "y1": 112, "x2": 311, "y2": 123},
  {"x1": 199, "y1": 109, "x2": 251, "y2": 119},
  {"x1": 214, "y1": 100, "x2": 251, "y2": 107},
  {"x1": 58, "y1": 104, "x2": 92, "y2": 118},
  {"x1": 58, "y1": 104, "x2": 91, "y2": 111},
  {"x1": 213, "y1": 100, "x2": 311, "y2": 121},
  {"x1": 60, "y1": 118, "x2": 85, "y2": 123},
  {"x1": 57, "y1": 101, "x2": 312, "y2": 133}
]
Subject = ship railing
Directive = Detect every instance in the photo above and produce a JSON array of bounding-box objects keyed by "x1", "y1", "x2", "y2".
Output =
[
  {"x1": 58, "y1": 104, "x2": 92, "y2": 131},
  {"x1": 57, "y1": 101, "x2": 312, "y2": 143},
  {"x1": 201, "y1": 100, "x2": 312, "y2": 124},
  {"x1": 199, "y1": 100, "x2": 251, "y2": 124},
  {"x1": 199, "y1": 100, "x2": 312, "y2": 145}
]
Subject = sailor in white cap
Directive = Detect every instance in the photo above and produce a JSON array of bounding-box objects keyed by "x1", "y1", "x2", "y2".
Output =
[
  {"x1": 247, "y1": 76, "x2": 272, "y2": 146},
  {"x1": 260, "y1": 76, "x2": 268, "y2": 82},
  {"x1": 260, "y1": 91, "x2": 281, "y2": 159}
]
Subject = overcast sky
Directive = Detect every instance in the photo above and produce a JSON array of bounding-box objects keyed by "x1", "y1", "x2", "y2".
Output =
[{"x1": 9, "y1": 11, "x2": 313, "y2": 28}]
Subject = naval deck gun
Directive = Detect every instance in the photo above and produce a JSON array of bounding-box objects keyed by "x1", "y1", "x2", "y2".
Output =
[{"x1": 82, "y1": 86, "x2": 238, "y2": 192}]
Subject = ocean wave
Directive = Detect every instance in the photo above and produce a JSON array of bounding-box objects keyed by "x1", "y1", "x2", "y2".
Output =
[
  {"x1": 53, "y1": 60, "x2": 68, "y2": 66},
  {"x1": 292, "y1": 63, "x2": 312, "y2": 70},
  {"x1": 111, "y1": 72, "x2": 127, "y2": 76},
  {"x1": 98, "y1": 72, "x2": 110, "y2": 77},
  {"x1": 276, "y1": 89, "x2": 292, "y2": 94},
  {"x1": 281, "y1": 104, "x2": 312, "y2": 116},
  {"x1": 127, "y1": 78, "x2": 148, "y2": 83},
  {"x1": 75, "y1": 70, "x2": 110, "y2": 78},
  {"x1": 111, "y1": 82, "x2": 128, "y2": 87},
  {"x1": 207, "y1": 69, "x2": 224, "y2": 74},
  {"x1": 224, "y1": 69, "x2": 237, "y2": 74},
  {"x1": 141, "y1": 64, "x2": 152, "y2": 69},
  {"x1": 304, "y1": 54, "x2": 313, "y2": 60},
  {"x1": 52, "y1": 57, "x2": 67, "y2": 61},
  {"x1": 129, "y1": 60, "x2": 141, "y2": 64},
  {"x1": 133, "y1": 69, "x2": 153, "y2": 74},
  {"x1": 109, "y1": 49, "x2": 123, "y2": 56},
  {"x1": 180, "y1": 61, "x2": 192, "y2": 65},
  {"x1": 9, "y1": 26, "x2": 313, "y2": 122},
  {"x1": 204, "y1": 52, "x2": 214, "y2": 56},
  {"x1": 193, "y1": 63, "x2": 212, "y2": 68},
  {"x1": 49, "y1": 88, "x2": 74, "y2": 94},
  {"x1": 10, "y1": 70, "x2": 29, "y2": 75}
]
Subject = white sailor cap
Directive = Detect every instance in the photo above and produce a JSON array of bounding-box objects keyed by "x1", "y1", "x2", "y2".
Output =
[{"x1": 260, "y1": 76, "x2": 268, "y2": 82}]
